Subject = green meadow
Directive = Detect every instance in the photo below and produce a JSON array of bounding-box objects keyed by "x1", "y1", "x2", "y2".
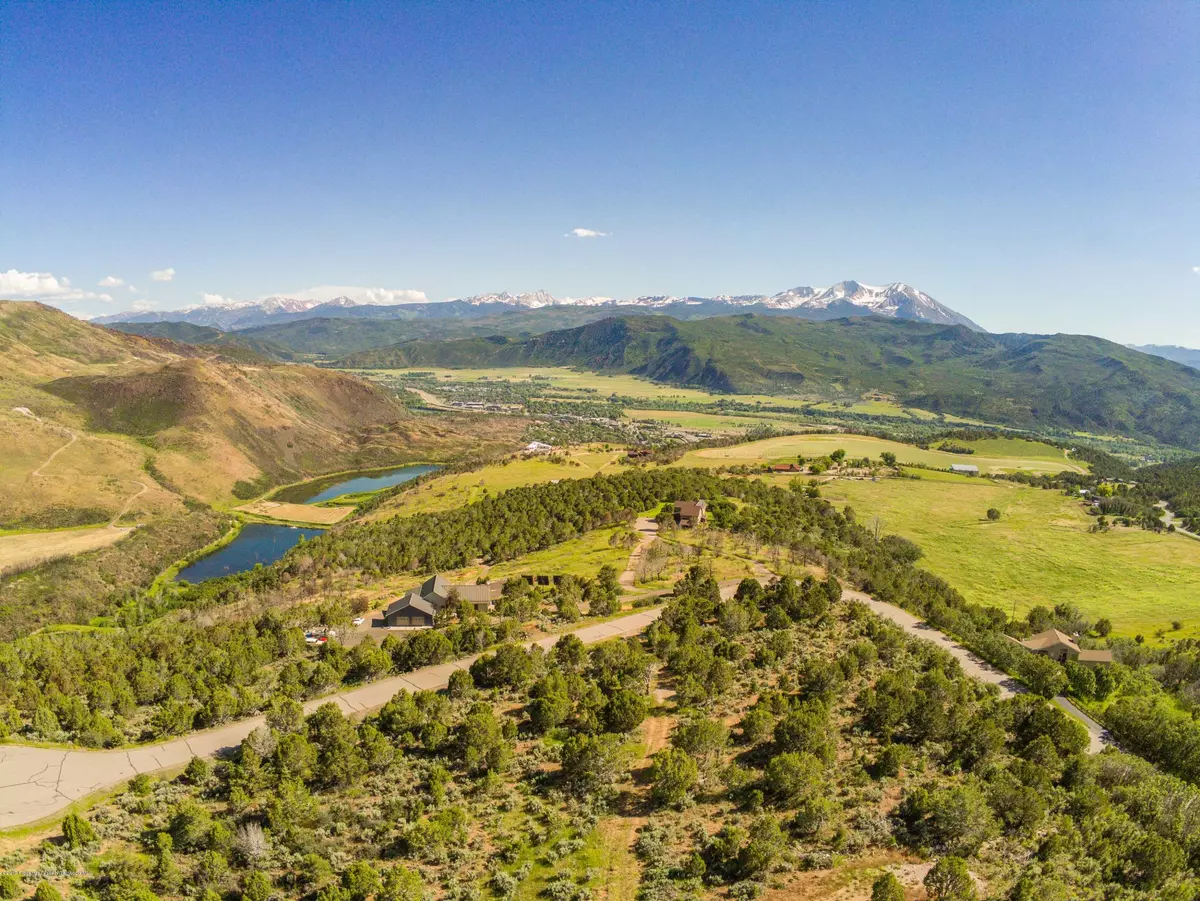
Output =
[
  {"x1": 816, "y1": 469, "x2": 1200, "y2": 639},
  {"x1": 678, "y1": 432, "x2": 1082, "y2": 475}
]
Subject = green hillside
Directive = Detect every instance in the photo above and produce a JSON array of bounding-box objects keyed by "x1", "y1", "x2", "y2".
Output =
[
  {"x1": 107, "y1": 320, "x2": 298, "y2": 360},
  {"x1": 340, "y1": 314, "x2": 1200, "y2": 448}
]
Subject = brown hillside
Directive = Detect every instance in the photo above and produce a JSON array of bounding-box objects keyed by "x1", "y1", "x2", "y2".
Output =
[{"x1": 1, "y1": 299, "x2": 519, "y2": 511}]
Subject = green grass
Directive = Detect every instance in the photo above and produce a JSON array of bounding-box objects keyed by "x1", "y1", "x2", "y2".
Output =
[
  {"x1": 816, "y1": 472, "x2": 1200, "y2": 638},
  {"x1": 434, "y1": 526, "x2": 632, "y2": 585},
  {"x1": 357, "y1": 366, "x2": 730, "y2": 403},
  {"x1": 675, "y1": 433, "x2": 1083, "y2": 475},
  {"x1": 371, "y1": 448, "x2": 624, "y2": 517},
  {"x1": 624, "y1": 408, "x2": 793, "y2": 432}
]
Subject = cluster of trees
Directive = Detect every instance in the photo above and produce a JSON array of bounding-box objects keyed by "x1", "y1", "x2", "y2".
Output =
[
  {"x1": 11, "y1": 629, "x2": 660, "y2": 901},
  {"x1": 0, "y1": 561, "x2": 630, "y2": 744},
  {"x1": 632, "y1": 564, "x2": 1200, "y2": 898}
]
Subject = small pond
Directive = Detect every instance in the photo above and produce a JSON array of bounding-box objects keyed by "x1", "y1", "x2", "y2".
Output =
[
  {"x1": 177, "y1": 523, "x2": 324, "y2": 582},
  {"x1": 300, "y1": 463, "x2": 439, "y2": 503}
]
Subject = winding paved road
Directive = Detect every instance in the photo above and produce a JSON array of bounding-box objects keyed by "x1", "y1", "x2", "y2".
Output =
[
  {"x1": 0, "y1": 609, "x2": 663, "y2": 830},
  {"x1": 852, "y1": 588, "x2": 1112, "y2": 755},
  {"x1": 0, "y1": 576, "x2": 1115, "y2": 829}
]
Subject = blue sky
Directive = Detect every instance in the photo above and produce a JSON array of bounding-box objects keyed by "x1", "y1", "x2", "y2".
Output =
[{"x1": 2, "y1": 1, "x2": 1197, "y2": 343}]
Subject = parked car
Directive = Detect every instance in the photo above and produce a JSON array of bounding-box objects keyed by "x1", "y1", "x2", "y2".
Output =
[{"x1": 352, "y1": 617, "x2": 365, "y2": 626}]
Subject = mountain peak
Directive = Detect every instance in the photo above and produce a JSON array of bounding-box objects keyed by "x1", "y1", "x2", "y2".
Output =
[{"x1": 92, "y1": 279, "x2": 983, "y2": 331}]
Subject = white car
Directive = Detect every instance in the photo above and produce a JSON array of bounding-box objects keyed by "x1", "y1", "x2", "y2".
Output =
[{"x1": 352, "y1": 617, "x2": 365, "y2": 626}]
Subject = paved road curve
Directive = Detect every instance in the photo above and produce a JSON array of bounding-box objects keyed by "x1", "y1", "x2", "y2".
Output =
[
  {"x1": 0, "y1": 581, "x2": 1115, "y2": 830},
  {"x1": 0, "y1": 609, "x2": 663, "y2": 830},
  {"x1": 852, "y1": 588, "x2": 1112, "y2": 754}
]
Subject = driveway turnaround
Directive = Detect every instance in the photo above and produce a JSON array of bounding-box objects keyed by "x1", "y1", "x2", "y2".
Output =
[{"x1": 0, "y1": 608, "x2": 663, "y2": 831}]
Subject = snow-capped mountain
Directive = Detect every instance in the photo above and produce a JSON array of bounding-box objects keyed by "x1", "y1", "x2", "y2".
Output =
[{"x1": 94, "y1": 281, "x2": 983, "y2": 331}]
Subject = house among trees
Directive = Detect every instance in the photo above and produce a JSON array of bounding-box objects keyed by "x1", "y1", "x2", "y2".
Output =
[
  {"x1": 673, "y1": 500, "x2": 707, "y2": 528},
  {"x1": 1017, "y1": 628, "x2": 1113, "y2": 666},
  {"x1": 523, "y1": 441, "x2": 554, "y2": 455},
  {"x1": 383, "y1": 573, "x2": 497, "y2": 627},
  {"x1": 382, "y1": 592, "x2": 436, "y2": 628}
]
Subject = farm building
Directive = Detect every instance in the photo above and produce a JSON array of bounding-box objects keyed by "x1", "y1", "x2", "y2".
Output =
[
  {"x1": 382, "y1": 592, "x2": 436, "y2": 628},
  {"x1": 673, "y1": 500, "x2": 707, "y2": 528},
  {"x1": 950, "y1": 463, "x2": 980, "y2": 475},
  {"x1": 523, "y1": 441, "x2": 554, "y2": 455}
]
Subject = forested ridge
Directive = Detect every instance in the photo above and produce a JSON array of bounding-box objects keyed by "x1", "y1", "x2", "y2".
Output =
[
  {"x1": 338, "y1": 314, "x2": 1200, "y2": 448},
  {"x1": 12, "y1": 565, "x2": 1200, "y2": 901}
]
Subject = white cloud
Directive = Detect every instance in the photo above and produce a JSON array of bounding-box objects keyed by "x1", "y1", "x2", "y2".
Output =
[
  {"x1": 0, "y1": 269, "x2": 112, "y2": 302},
  {"x1": 201, "y1": 293, "x2": 237, "y2": 306},
  {"x1": 566, "y1": 228, "x2": 609, "y2": 238},
  {"x1": 151, "y1": 268, "x2": 176, "y2": 282},
  {"x1": 283, "y1": 285, "x2": 429, "y2": 305},
  {"x1": 98, "y1": 275, "x2": 125, "y2": 287},
  {"x1": 130, "y1": 299, "x2": 157, "y2": 312},
  {"x1": 1193, "y1": 266, "x2": 1200, "y2": 274}
]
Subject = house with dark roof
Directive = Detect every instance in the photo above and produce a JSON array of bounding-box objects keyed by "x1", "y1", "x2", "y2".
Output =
[
  {"x1": 673, "y1": 500, "x2": 707, "y2": 528},
  {"x1": 382, "y1": 592, "x2": 436, "y2": 628},
  {"x1": 420, "y1": 574, "x2": 451, "y2": 608}
]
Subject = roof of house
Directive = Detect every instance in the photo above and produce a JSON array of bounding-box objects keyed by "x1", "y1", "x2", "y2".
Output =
[
  {"x1": 1077, "y1": 649, "x2": 1114, "y2": 663},
  {"x1": 420, "y1": 574, "x2": 450, "y2": 601},
  {"x1": 950, "y1": 463, "x2": 980, "y2": 473},
  {"x1": 674, "y1": 500, "x2": 707, "y2": 516},
  {"x1": 453, "y1": 584, "x2": 493, "y2": 604},
  {"x1": 1022, "y1": 628, "x2": 1080, "y2": 653},
  {"x1": 385, "y1": 592, "x2": 436, "y2": 617}
]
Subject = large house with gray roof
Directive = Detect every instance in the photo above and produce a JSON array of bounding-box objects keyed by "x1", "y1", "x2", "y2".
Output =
[{"x1": 382, "y1": 573, "x2": 498, "y2": 628}]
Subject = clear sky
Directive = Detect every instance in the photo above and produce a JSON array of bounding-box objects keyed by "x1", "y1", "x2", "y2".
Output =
[{"x1": 2, "y1": 1, "x2": 1198, "y2": 343}]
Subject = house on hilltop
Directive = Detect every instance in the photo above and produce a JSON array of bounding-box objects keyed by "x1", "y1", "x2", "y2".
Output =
[
  {"x1": 1017, "y1": 628, "x2": 1113, "y2": 666},
  {"x1": 673, "y1": 500, "x2": 707, "y2": 528}
]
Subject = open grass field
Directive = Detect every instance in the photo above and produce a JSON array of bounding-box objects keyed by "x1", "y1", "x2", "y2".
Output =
[
  {"x1": 359, "y1": 366, "x2": 731, "y2": 403},
  {"x1": 676, "y1": 432, "x2": 1084, "y2": 475},
  {"x1": 0, "y1": 525, "x2": 132, "y2": 575},
  {"x1": 367, "y1": 367, "x2": 996, "y2": 427},
  {"x1": 624, "y1": 408, "x2": 796, "y2": 432},
  {"x1": 814, "y1": 469, "x2": 1200, "y2": 639},
  {"x1": 234, "y1": 500, "x2": 352, "y2": 524},
  {"x1": 370, "y1": 447, "x2": 626, "y2": 518}
]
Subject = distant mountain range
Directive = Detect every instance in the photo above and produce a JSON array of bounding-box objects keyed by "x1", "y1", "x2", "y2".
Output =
[
  {"x1": 1129, "y1": 344, "x2": 1200, "y2": 371},
  {"x1": 339, "y1": 314, "x2": 1200, "y2": 449},
  {"x1": 94, "y1": 280, "x2": 984, "y2": 331}
]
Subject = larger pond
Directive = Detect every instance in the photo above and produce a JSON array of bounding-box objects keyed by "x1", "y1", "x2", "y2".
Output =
[
  {"x1": 177, "y1": 523, "x2": 325, "y2": 583},
  {"x1": 300, "y1": 464, "x2": 439, "y2": 503}
]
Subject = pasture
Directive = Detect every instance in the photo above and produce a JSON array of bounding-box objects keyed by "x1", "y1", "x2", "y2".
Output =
[
  {"x1": 816, "y1": 469, "x2": 1200, "y2": 639},
  {"x1": 370, "y1": 447, "x2": 625, "y2": 518},
  {"x1": 676, "y1": 432, "x2": 1083, "y2": 475},
  {"x1": 234, "y1": 500, "x2": 352, "y2": 525},
  {"x1": 0, "y1": 525, "x2": 131, "y2": 575},
  {"x1": 624, "y1": 408, "x2": 794, "y2": 432}
]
